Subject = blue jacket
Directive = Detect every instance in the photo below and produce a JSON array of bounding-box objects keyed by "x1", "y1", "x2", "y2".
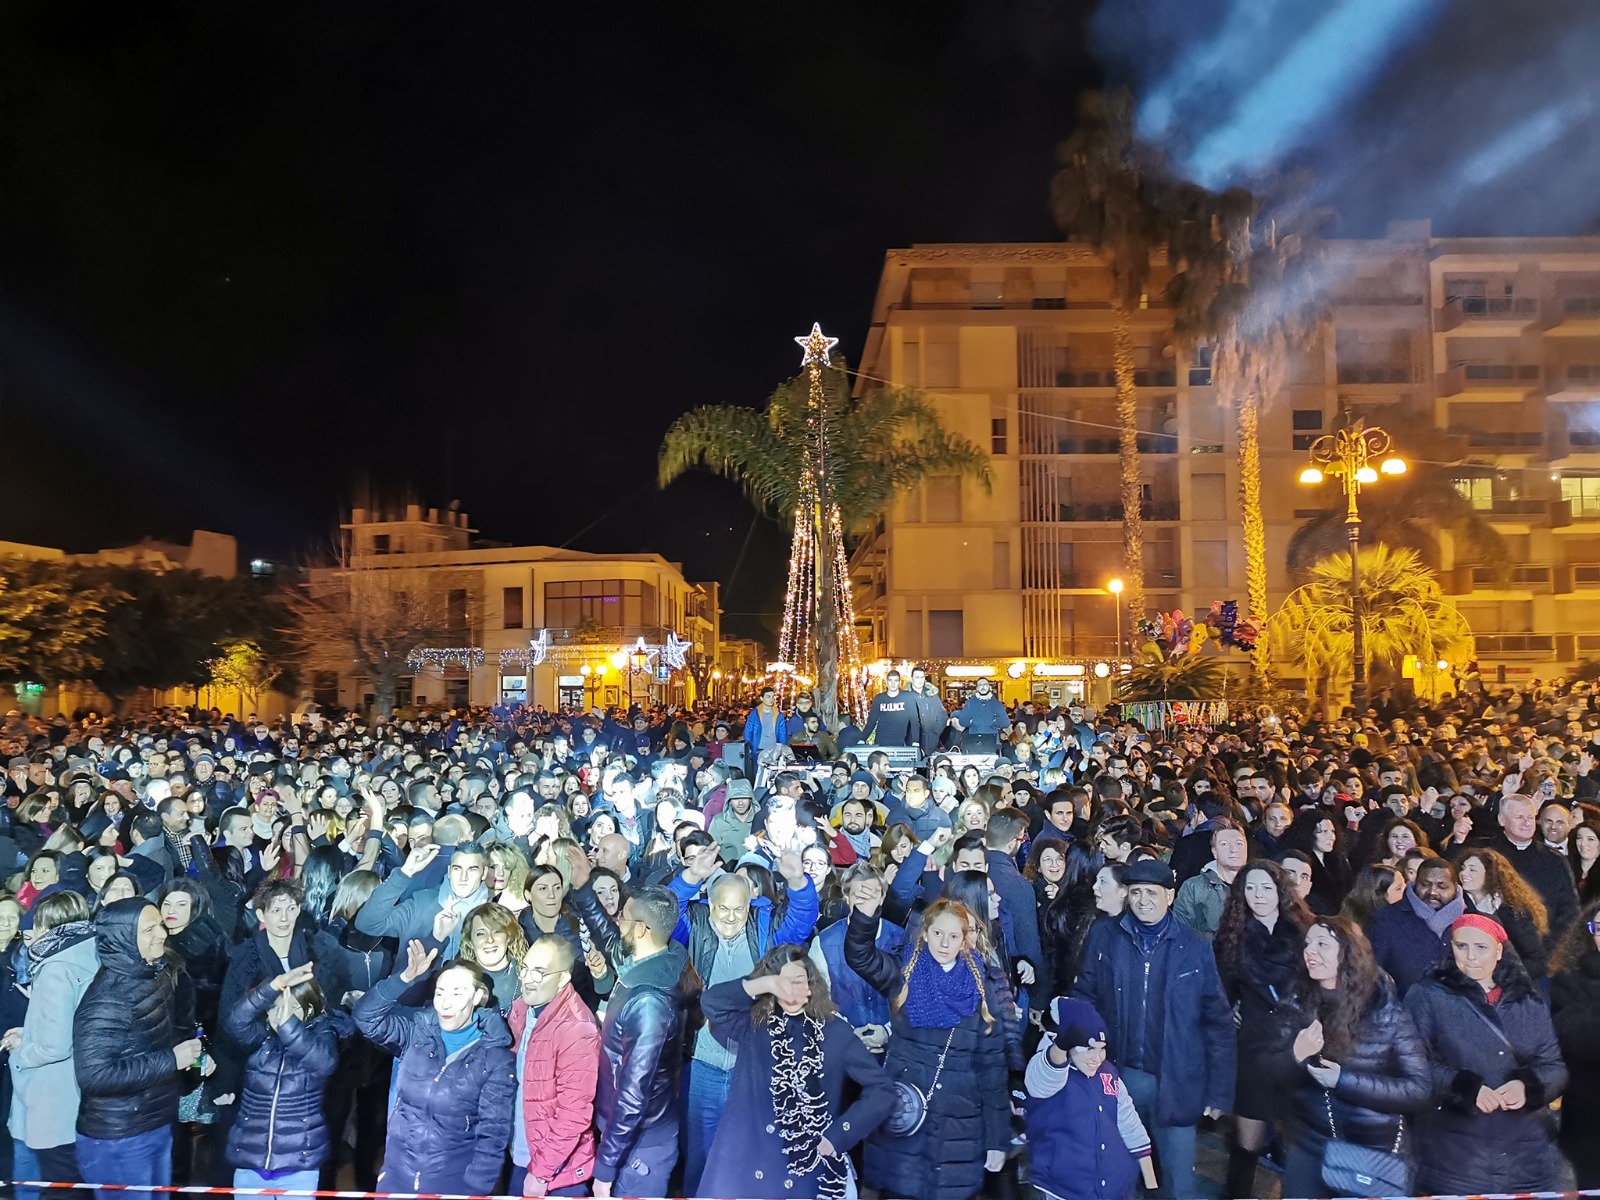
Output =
[
  {"x1": 223, "y1": 983, "x2": 342, "y2": 1173},
  {"x1": 742, "y1": 708, "x2": 788, "y2": 752},
  {"x1": 353, "y1": 973, "x2": 516, "y2": 1195},
  {"x1": 952, "y1": 695, "x2": 1010, "y2": 739},
  {"x1": 1026, "y1": 1058, "x2": 1143, "y2": 1200},
  {"x1": 815, "y1": 915, "x2": 904, "y2": 1028},
  {"x1": 1073, "y1": 911, "x2": 1235, "y2": 1126},
  {"x1": 1369, "y1": 893, "x2": 1452, "y2": 996},
  {"x1": 987, "y1": 849, "x2": 1043, "y2": 969}
]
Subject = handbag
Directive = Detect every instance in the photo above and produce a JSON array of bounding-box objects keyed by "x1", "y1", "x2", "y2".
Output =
[
  {"x1": 883, "y1": 1027, "x2": 957, "y2": 1137},
  {"x1": 1320, "y1": 1089, "x2": 1412, "y2": 1197}
]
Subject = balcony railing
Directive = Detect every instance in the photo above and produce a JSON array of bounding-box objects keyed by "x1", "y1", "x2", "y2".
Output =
[
  {"x1": 1452, "y1": 428, "x2": 1545, "y2": 449},
  {"x1": 1468, "y1": 565, "x2": 1554, "y2": 588},
  {"x1": 1336, "y1": 365, "x2": 1413, "y2": 385},
  {"x1": 1474, "y1": 634, "x2": 1556, "y2": 655},
  {"x1": 1059, "y1": 501, "x2": 1180, "y2": 522},
  {"x1": 1453, "y1": 296, "x2": 1538, "y2": 317},
  {"x1": 1476, "y1": 498, "x2": 1548, "y2": 515},
  {"x1": 546, "y1": 624, "x2": 674, "y2": 645},
  {"x1": 1033, "y1": 434, "x2": 1180, "y2": 455},
  {"x1": 1022, "y1": 568, "x2": 1182, "y2": 590}
]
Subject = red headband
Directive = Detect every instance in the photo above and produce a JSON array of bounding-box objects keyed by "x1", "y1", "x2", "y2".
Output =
[{"x1": 1451, "y1": 913, "x2": 1509, "y2": 943}]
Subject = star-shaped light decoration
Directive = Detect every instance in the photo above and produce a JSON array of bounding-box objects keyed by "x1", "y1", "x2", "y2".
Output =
[
  {"x1": 527, "y1": 627, "x2": 550, "y2": 667},
  {"x1": 660, "y1": 632, "x2": 692, "y2": 671},
  {"x1": 795, "y1": 322, "x2": 839, "y2": 367}
]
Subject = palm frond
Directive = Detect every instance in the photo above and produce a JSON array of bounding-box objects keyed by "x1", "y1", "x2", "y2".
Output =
[{"x1": 658, "y1": 405, "x2": 799, "y2": 524}]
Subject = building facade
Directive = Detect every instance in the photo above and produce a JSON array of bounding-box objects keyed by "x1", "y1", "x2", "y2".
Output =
[
  {"x1": 310, "y1": 506, "x2": 721, "y2": 712},
  {"x1": 850, "y1": 224, "x2": 1600, "y2": 701}
]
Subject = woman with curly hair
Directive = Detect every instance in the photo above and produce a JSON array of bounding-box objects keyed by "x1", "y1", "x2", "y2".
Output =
[
  {"x1": 697, "y1": 943, "x2": 894, "y2": 1199},
  {"x1": 1275, "y1": 917, "x2": 1431, "y2": 1199},
  {"x1": 1213, "y1": 861, "x2": 1314, "y2": 1199},
  {"x1": 1457, "y1": 848, "x2": 1550, "y2": 981},
  {"x1": 845, "y1": 895, "x2": 1012, "y2": 1200},
  {"x1": 1038, "y1": 845, "x2": 1110, "y2": 997},
  {"x1": 449, "y1": 903, "x2": 528, "y2": 1014},
  {"x1": 1024, "y1": 839, "x2": 1068, "y2": 905}
]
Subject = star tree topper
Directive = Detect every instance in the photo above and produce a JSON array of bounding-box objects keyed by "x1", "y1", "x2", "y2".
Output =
[{"x1": 795, "y1": 322, "x2": 839, "y2": 367}]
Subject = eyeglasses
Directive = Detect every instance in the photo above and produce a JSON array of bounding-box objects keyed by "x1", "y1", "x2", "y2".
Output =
[{"x1": 520, "y1": 963, "x2": 558, "y2": 980}]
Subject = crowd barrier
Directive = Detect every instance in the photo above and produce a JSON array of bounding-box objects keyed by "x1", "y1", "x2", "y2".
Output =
[{"x1": 6, "y1": 1187, "x2": 1600, "y2": 1200}]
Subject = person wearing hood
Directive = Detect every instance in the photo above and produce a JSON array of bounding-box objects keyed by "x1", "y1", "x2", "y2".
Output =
[
  {"x1": 73, "y1": 898, "x2": 208, "y2": 1200},
  {"x1": 1370, "y1": 858, "x2": 1466, "y2": 996},
  {"x1": 354, "y1": 941, "x2": 516, "y2": 1196},
  {"x1": 563, "y1": 847, "x2": 690, "y2": 1199},
  {"x1": 353, "y1": 839, "x2": 489, "y2": 954},
  {"x1": 662, "y1": 847, "x2": 820, "y2": 1193},
  {"x1": 1404, "y1": 913, "x2": 1567, "y2": 1195},
  {"x1": 708, "y1": 779, "x2": 758, "y2": 861},
  {"x1": 7, "y1": 890, "x2": 97, "y2": 1192}
]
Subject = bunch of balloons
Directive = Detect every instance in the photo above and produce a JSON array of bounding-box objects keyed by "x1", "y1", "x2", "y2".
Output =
[{"x1": 1136, "y1": 601, "x2": 1258, "y2": 658}]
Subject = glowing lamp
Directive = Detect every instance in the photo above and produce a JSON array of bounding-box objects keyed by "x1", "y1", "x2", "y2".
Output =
[
  {"x1": 1355, "y1": 466, "x2": 1378, "y2": 484},
  {"x1": 580, "y1": 665, "x2": 591, "y2": 677},
  {"x1": 1380, "y1": 456, "x2": 1407, "y2": 476},
  {"x1": 1093, "y1": 662, "x2": 1111, "y2": 678},
  {"x1": 609, "y1": 651, "x2": 628, "y2": 670},
  {"x1": 1007, "y1": 661, "x2": 1027, "y2": 680},
  {"x1": 1107, "y1": 577, "x2": 1124, "y2": 595},
  {"x1": 1298, "y1": 467, "x2": 1324, "y2": 485},
  {"x1": 1436, "y1": 660, "x2": 1450, "y2": 671}
]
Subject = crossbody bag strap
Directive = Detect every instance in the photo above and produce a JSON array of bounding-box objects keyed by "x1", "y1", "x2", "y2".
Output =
[
  {"x1": 927, "y1": 1026, "x2": 958, "y2": 1094},
  {"x1": 1325, "y1": 1087, "x2": 1405, "y2": 1154}
]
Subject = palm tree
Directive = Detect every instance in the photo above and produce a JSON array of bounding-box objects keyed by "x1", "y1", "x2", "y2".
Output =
[
  {"x1": 659, "y1": 362, "x2": 989, "y2": 726},
  {"x1": 1268, "y1": 544, "x2": 1474, "y2": 706},
  {"x1": 1051, "y1": 89, "x2": 1186, "y2": 623},
  {"x1": 1166, "y1": 178, "x2": 1330, "y2": 685},
  {"x1": 1117, "y1": 653, "x2": 1227, "y2": 702},
  {"x1": 1286, "y1": 417, "x2": 1507, "y2": 575}
]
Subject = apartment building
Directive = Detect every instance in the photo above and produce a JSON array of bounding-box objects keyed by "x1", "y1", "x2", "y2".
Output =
[
  {"x1": 309, "y1": 505, "x2": 720, "y2": 712},
  {"x1": 850, "y1": 222, "x2": 1600, "y2": 701}
]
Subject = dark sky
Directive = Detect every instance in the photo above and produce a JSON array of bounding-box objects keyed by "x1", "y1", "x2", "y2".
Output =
[{"x1": 4, "y1": 0, "x2": 1598, "y2": 645}]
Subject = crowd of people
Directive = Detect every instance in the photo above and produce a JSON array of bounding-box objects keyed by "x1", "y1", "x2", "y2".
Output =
[{"x1": 0, "y1": 665, "x2": 1597, "y2": 1199}]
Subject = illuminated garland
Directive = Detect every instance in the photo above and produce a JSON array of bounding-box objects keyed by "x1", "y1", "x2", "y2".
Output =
[
  {"x1": 406, "y1": 647, "x2": 486, "y2": 671},
  {"x1": 499, "y1": 628, "x2": 551, "y2": 669},
  {"x1": 776, "y1": 324, "x2": 867, "y2": 724}
]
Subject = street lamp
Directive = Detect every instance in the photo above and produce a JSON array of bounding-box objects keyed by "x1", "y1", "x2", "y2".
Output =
[
  {"x1": 1107, "y1": 577, "x2": 1125, "y2": 659},
  {"x1": 629, "y1": 638, "x2": 651, "y2": 708},
  {"x1": 1300, "y1": 419, "x2": 1407, "y2": 715}
]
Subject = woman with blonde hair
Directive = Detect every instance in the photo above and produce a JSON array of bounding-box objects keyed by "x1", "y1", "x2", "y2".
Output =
[
  {"x1": 845, "y1": 894, "x2": 1011, "y2": 1200},
  {"x1": 953, "y1": 798, "x2": 990, "y2": 836},
  {"x1": 1457, "y1": 847, "x2": 1550, "y2": 981},
  {"x1": 451, "y1": 903, "x2": 527, "y2": 1013},
  {"x1": 485, "y1": 842, "x2": 531, "y2": 916}
]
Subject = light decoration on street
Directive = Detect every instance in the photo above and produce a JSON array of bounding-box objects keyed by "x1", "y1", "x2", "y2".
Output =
[
  {"x1": 659, "y1": 632, "x2": 692, "y2": 671},
  {"x1": 775, "y1": 323, "x2": 867, "y2": 723},
  {"x1": 406, "y1": 647, "x2": 486, "y2": 671},
  {"x1": 498, "y1": 628, "x2": 550, "y2": 670}
]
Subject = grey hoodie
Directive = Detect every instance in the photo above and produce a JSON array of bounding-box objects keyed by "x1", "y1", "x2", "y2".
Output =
[{"x1": 10, "y1": 924, "x2": 99, "y2": 1149}]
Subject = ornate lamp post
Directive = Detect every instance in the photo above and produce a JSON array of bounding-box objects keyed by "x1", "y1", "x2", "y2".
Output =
[
  {"x1": 1299, "y1": 419, "x2": 1407, "y2": 715},
  {"x1": 1107, "y1": 577, "x2": 1125, "y2": 659}
]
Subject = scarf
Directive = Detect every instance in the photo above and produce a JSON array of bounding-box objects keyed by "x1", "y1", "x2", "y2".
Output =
[
  {"x1": 435, "y1": 879, "x2": 490, "y2": 957},
  {"x1": 769, "y1": 1011, "x2": 846, "y2": 1200},
  {"x1": 1406, "y1": 885, "x2": 1466, "y2": 939},
  {"x1": 842, "y1": 827, "x2": 873, "y2": 858},
  {"x1": 901, "y1": 948, "x2": 982, "y2": 1029}
]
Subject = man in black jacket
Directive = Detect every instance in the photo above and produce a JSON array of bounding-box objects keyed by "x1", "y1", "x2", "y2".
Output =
[
  {"x1": 74, "y1": 898, "x2": 207, "y2": 1199},
  {"x1": 862, "y1": 671, "x2": 917, "y2": 748},
  {"x1": 1482, "y1": 794, "x2": 1579, "y2": 948},
  {"x1": 565, "y1": 849, "x2": 689, "y2": 1200}
]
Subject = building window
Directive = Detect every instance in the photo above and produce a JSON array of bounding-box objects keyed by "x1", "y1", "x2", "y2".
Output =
[
  {"x1": 1188, "y1": 346, "x2": 1213, "y2": 386},
  {"x1": 1562, "y1": 475, "x2": 1600, "y2": 518},
  {"x1": 1455, "y1": 477, "x2": 1494, "y2": 511},
  {"x1": 372, "y1": 534, "x2": 390, "y2": 555},
  {"x1": 544, "y1": 579, "x2": 655, "y2": 629},
  {"x1": 925, "y1": 476, "x2": 962, "y2": 523},
  {"x1": 503, "y1": 587, "x2": 524, "y2": 630},
  {"x1": 1292, "y1": 409, "x2": 1324, "y2": 430},
  {"x1": 928, "y1": 610, "x2": 964, "y2": 658},
  {"x1": 991, "y1": 417, "x2": 1008, "y2": 456},
  {"x1": 904, "y1": 609, "x2": 924, "y2": 658},
  {"x1": 447, "y1": 589, "x2": 468, "y2": 631}
]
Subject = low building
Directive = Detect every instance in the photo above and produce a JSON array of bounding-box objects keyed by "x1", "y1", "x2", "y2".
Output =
[{"x1": 307, "y1": 505, "x2": 722, "y2": 712}]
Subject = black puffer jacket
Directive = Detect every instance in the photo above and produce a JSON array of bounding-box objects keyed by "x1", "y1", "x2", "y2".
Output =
[
  {"x1": 845, "y1": 906, "x2": 1011, "y2": 1200},
  {"x1": 223, "y1": 982, "x2": 342, "y2": 1173},
  {"x1": 1273, "y1": 975, "x2": 1431, "y2": 1154},
  {"x1": 73, "y1": 898, "x2": 194, "y2": 1139},
  {"x1": 1551, "y1": 944, "x2": 1600, "y2": 1185},
  {"x1": 215, "y1": 927, "x2": 325, "y2": 1099},
  {"x1": 1404, "y1": 958, "x2": 1567, "y2": 1194}
]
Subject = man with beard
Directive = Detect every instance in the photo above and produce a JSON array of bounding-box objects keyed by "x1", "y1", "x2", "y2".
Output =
[
  {"x1": 565, "y1": 849, "x2": 689, "y2": 1199},
  {"x1": 948, "y1": 675, "x2": 1010, "y2": 754},
  {"x1": 1369, "y1": 857, "x2": 1465, "y2": 995},
  {"x1": 832, "y1": 797, "x2": 880, "y2": 861}
]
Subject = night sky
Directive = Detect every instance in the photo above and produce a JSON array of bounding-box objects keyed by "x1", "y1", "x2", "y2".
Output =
[{"x1": 3, "y1": 0, "x2": 1598, "y2": 645}]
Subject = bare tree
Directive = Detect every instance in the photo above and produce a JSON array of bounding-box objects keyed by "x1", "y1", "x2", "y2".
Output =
[{"x1": 287, "y1": 561, "x2": 479, "y2": 718}]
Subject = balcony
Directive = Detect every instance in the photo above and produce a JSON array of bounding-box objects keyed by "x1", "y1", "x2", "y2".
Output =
[
  {"x1": 1449, "y1": 427, "x2": 1545, "y2": 455},
  {"x1": 1336, "y1": 365, "x2": 1414, "y2": 385},
  {"x1": 1548, "y1": 364, "x2": 1600, "y2": 403},
  {"x1": 1023, "y1": 568, "x2": 1183, "y2": 591},
  {"x1": 1466, "y1": 565, "x2": 1555, "y2": 593},
  {"x1": 1473, "y1": 634, "x2": 1557, "y2": 657},
  {"x1": 1058, "y1": 500, "x2": 1180, "y2": 523},
  {"x1": 546, "y1": 624, "x2": 674, "y2": 646},
  {"x1": 1440, "y1": 295, "x2": 1539, "y2": 336},
  {"x1": 1037, "y1": 434, "x2": 1180, "y2": 455},
  {"x1": 1544, "y1": 297, "x2": 1600, "y2": 338},
  {"x1": 1437, "y1": 361, "x2": 1542, "y2": 402}
]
